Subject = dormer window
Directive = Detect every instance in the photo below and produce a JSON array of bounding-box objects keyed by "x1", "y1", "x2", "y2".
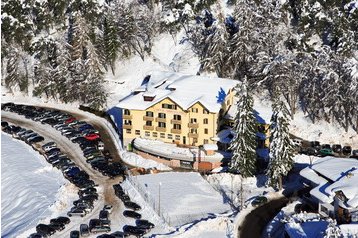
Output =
[
  {"x1": 124, "y1": 109, "x2": 130, "y2": 115},
  {"x1": 144, "y1": 96, "x2": 155, "y2": 101}
]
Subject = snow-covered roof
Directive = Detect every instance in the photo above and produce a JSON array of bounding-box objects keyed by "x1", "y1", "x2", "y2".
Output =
[
  {"x1": 203, "y1": 144, "x2": 218, "y2": 151},
  {"x1": 285, "y1": 221, "x2": 328, "y2": 238},
  {"x1": 300, "y1": 157, "x2": 358, "y2": 207},
  {"x1": 116, "y1": 71, "x2": 237, "y2": 113}
]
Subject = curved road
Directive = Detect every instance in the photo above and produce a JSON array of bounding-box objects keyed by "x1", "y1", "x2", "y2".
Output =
[
  {"x1": 2, "y1": 111, "x2": 128, "y2": 237},
  {"x1": 238, "y1": 197, "x2": 289, "y2": 238}
]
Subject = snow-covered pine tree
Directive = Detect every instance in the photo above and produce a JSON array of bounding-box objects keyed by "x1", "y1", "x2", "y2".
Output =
[
  {"x1": 266, "y1": 96, "x2": 294, "y2": 190},
  {"x1": 229, "y1": 80, "x2": 257, "y2": 177},
  {"x1": 324, "y1": 219, "x2": 342, "y2": 238}
]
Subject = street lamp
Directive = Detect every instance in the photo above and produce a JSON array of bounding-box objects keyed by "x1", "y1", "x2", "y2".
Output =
[{"x1": 158, "y1": 182, "x2": 162, "y2": 215}]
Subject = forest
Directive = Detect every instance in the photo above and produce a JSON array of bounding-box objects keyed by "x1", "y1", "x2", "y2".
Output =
[{"x1": 1, "y1": 0, "x2": 357, "y2": 131}]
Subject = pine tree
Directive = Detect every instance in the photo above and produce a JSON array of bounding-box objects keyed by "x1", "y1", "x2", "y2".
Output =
[
  {"x1": 266, "y1": 97, "x2": 294, "y2": 190},
  {"x1": 229, "y1": 80, "x2": 257, "y2": 177},
  {"x1": 324, "y1": 219, "x2": 342, "y2": 238}
]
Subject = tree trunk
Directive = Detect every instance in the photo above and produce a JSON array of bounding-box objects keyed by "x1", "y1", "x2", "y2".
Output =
[{"x1": 278, "y1": 176, "x2": 282, "y2": 191}]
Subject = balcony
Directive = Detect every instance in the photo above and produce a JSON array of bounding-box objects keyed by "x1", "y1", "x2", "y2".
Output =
[
  {"x1": 188, "y1": 123, "x2": 199, "y2": 128},
  {"x1": 156, "y1": 117, "x2": 167, "y2": 122},
  {"x1": 143, "y1": 116, "x2": 154, "y2": 121},
  {"x1": 123, "y1": 114, "x2": 132, "y2": 119},
  {"x1": 156, "y1": 127, "x2": 166, "y2": 132},
  {"x1": 123, "y1": 124, "x2": 132, "y2": 129},
  {"x1": 188, "y1": 133, "x2": 198, "y2": 138},
  {"x1": 171, "y1": 119, "x2": 182, "y2": 124},
  {"x1": 171, "y1": 128, "x2": 181, "y2": 134},
  {"x1": 143, "y1": 125, "x2": 154, "y2": 130}
]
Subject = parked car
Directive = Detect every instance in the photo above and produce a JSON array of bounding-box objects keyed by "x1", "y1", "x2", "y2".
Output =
[
  {"x1": 28, "y1": 136, "x2": 45, "y2": 144},
  {"x1": 123, "y1": 225, "x2": 146, "y2": 237},
  {"x1": 80, "y1": 224, "x2": 90, "y2": 237},
  {"x1": 48, "y1": 222, "x2": 65, "y2": 231},
  {"x1": 99, "y1": 210, "x2": 109, "y2": 220},
  {"x1": 36, "y1": 224, "x2": 56, "y2": 236},
  {"x1": 70, "y1": 230, "x2": 80, "y2": 238},
  {"x1": 42, "y1": 141, "x2": 57, "y2": 149},
  {"x1": 321, "y1": 144, "x2": 331, "y2": 150},
  {"x1": 110, "y1": 231, "x2": 130, "y2": 238},
  {"x1": 28, "y1": 233, "x2": 43, "y2": 238},
  {"x1": 310, "y1": 141, "x2": 320, "y2": 148},
  {"x1": 67, "y1": 207, "x2": 87, "y2": 217},
  {"x1": 124, "y1": 201, "x2": 141, "y2": 211},
  {"x1": 50, "y1": 216, "x2": 70, "y2": 225},
  {"x1": 251, "y1": 196, "x2": 268, "y2": 207},
  {"x1": 332, "y1": 144, "x2": 342, "y2": 153},
  {"x1": 123, "y1": 210, "x2": 141, "y2": 219},
  {"x1": 75, "y1": 203, "x2": 94, "y2": 213},
  {"x1": 318, "y1": 148, "x2": 333, "y2": 157},
  {"x1": 136, "y1": 219, "x2": 155, "y2": 229},
  {"x1": 84, "y1": 134, "x2": 100, "y2": 141},
  {"x1": 89, "y1": 219, "x2": 111, "y2": 233},
  {"x1": 103, "y1": 204, "x2": 113, "y2": 214},
  {"x1": 342, "y1": 146, "x2": 352, "y2": 155},
  {"x1": 351, "y1": 150, "x2": 358, "y2": 159}
]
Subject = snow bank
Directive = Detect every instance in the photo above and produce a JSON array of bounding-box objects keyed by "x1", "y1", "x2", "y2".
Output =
[
  {"x1": 121, "y1": 151, "x2": 172, "y2": 171},
  {"x1": 1, "y1": 133, "x2": 69, "y2": 237},
  {"x1": 126, "y1": 172, "x2": 231, "y2": 227}
]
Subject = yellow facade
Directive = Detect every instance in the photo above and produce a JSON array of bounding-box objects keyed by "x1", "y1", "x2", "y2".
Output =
[{"x1": 122, "y1": 90, "x2": 236, "y2": 147}]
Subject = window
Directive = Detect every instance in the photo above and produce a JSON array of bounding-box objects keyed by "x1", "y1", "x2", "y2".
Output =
[
  {"x1": 203, "y1": 109, "x2": 209, "y2": 114},
  {"x1": 193, "y1": 138, "x2": 198, "y2": 143},
  {"x1": 158, "y1": 113, "x2": 166, "y2": 119},
  {"x1": 174, "y1": 124, "x2": 181, "y2": 130},
  {"x1": 124, "y1": 109, "x2": 130, "y2": 115},
  {"x1": 145, "y1": 131, "x2": 150, "y2": 137},
  {"x1": 158, "y1": 122, "x2": 166, "y2": 128},
  {"x1": 203, "y1": 118, "x2": 208, "y2": 124},
  {"x1": 191, "y1": 128, "x2": 197, "y2": 134},
  {"x1": 204, "y1": 128, "x2": 208, "y2": 134},
  {"x1": 124, "y1": 120, "x2": 132, "y2": 125},
  {"x1": 162, "y1": 104, "x2": 177, "y2": 110},
  {"x1": 146, "y1": 111, "x2": 154, "y2": 117},
  {"x1": 160, "y1": 133, "x2": 165, "y2": 138},
  {"x1": 190, "y1": 118, "x2": 197, "y2": 123},
  {"x1": 204, "y1": 139, "x2": 209, "y2": 144},
  {"x1": 167, "y1": 134, "x2": 173, "y2": 139},
  {"x1": 191, "y1": 108, "x2": 198, "y2": 113},
  {"x1": 175, "y1": 135, "x2": 180, "y2": 140},
  {"x1": 152, "y1": 132, "x2": 158, "y2": 137},
  {"x1": 146, "y1": 121, "x2": 152, "y2": 126},
  {"x1": 135, "y1": 130, "x2": 140, "y2": 135},
  {"x1": 173, "y1": 114, "x2": 181, "y2": 121},
  {"x1": 126, "y1": 129, "x2": 131, "y2": 134}
]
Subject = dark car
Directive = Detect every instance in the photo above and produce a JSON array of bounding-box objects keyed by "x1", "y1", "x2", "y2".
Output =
[
  {"x1": 120, "y1": 194, "x2": 131, "y2": 202},
  {"x1": 136, "y1": 219, "x2": 155, "y2": 229},
  {"x1": 73, "y1": 198, "x2": 94, "y2": 206},
  {"x1": 28, "y1": 233, "x2": 43, "y2": 238},
  {"x1": 50, "y1": 216, "x2": 70, "y2": 225},
  {"x1": 89, "y1": 219, "x2": 111, "y2": 233},
  {"x1": 318, "y1": 148, "x2": 333, "y2": 157},
  {"x1": 332, "y1": 144, "x2": 342, "y2": 153},
  {"x1": 28, "y1": 136, "x2": 45, "y2": 144},
  {"x1": 321, "y1": 144, "x2": 331, "y2": 150},
  {"x1": 48, "y1": 223, "x2": 65, "y2": 231},
  {"x1": 342, "y1": 146, "x2": 352, "y2": 155},
  {"x1": 123, "y1": 225, "x2": 146, "y2": 237},
  {"x1": 123, "y1": 210, "x2": 141, "y2": 219},
  {"x1": 110, "y1": 231, "x2": 130, "y2": 238},
  {"x1": 80, "y1": 224, "x2": 90, "y2": 237},
  {"x1": 310, "y1": 141, "x2": 320, "y2": 148},
  {"x1": 99, "y1": 210, "x2": 109, "y2": 220},
  {"x1": 96, "y1": 235, "x2": 115, "y2": 238},
  {"x1": 70, "y1": 230, "x2": 80, "y2": 238},
  {"x1": 36, "y1": 224, "x2": 56, "y2": 236},
  {"x1": 124, "y1": 201, "x2": 141, "y2": 211},
  {"x1": 1, "y1": 121, "x2": 9, "y2": 127}
]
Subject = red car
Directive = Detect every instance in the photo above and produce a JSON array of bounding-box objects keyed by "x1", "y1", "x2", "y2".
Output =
[
  {"x1": 65, "y1": 117, "x2": 76, "y2": 124},
  {"x1": 85, "y1": 134, "x2": 100, "y2": 141}
]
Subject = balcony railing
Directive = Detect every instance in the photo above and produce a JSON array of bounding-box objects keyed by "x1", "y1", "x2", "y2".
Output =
[
  {"x1": 155, "y1": 117, "x2": 166, "y2": 122},
  {"x1": 171, "y1": 119, "x2": 182, "y2": 124},
  {"x1": 188, "y1": 133, "x2": 198, "y2": 138},
  {"x1": 123, "y1": 124, "x2": 132, "y2": 129},
  {"x1": 156, "y1": 127, "x2": 166, "y2": 132},
  {"x1": 123, "y1": 114, "x2": 132, "y2": 119},
  {"x1": 143, "y1": 116, "x2": 154, "y2": 121},
  {"x1": 143, "y1": 125, "x2": 154, "y2": 130},
  {"x1": 171, "y1": 128, "x2": 181, "y2": 134},
  {"x1": 188, "y1": 123, "x2": 199, "y2": 128}
]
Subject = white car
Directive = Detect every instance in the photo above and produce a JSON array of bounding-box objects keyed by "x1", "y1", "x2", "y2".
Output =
[{"x1": 103, "y1": 204, "x2": 113, "y2": 214}]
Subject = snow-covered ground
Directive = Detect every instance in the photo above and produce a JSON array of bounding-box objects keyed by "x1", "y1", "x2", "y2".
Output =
[
  {"x1": 126, "y1": 172, "x2": 231, "y2": 227},
  {"x1": 1, "y1": 133, "x2": 73, "y2": 237},
  {"x1": 121, "y1": 151, "x2": 172, "y2": 171}
]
